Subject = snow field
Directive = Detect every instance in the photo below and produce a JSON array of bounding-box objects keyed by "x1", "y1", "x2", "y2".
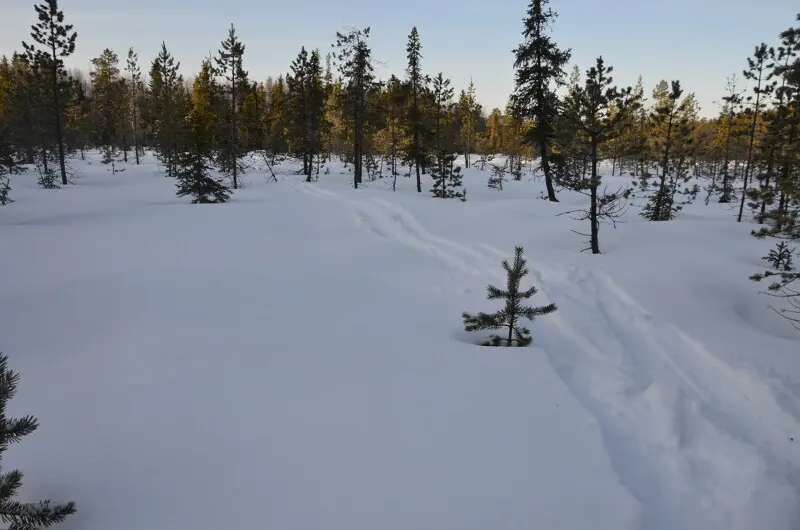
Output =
[{"x1": 0, "y1": 152, "x2": 798, "y2": 530}]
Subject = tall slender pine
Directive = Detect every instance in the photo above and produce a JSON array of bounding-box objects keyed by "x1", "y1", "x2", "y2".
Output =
[{"x1": 22, "y1": 0, "x2": 77, "y2": 186}]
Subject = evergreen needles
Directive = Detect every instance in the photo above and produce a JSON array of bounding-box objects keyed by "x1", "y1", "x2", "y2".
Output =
[
  {"x1": 462, "y1": 246, "x2": 556, "y2": 346},
  {"x1": 0, "y1": 353, "x2": 76, "y2": 529}
]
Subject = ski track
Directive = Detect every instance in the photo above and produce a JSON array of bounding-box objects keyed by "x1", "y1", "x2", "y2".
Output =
[{"x1": 294, "y1": 182, "x2": 800, "y2": 530}]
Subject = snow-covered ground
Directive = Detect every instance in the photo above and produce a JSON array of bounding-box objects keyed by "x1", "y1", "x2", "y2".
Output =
[{"x1": 1, "y1": 152, "x2": 799, "y2": 530}]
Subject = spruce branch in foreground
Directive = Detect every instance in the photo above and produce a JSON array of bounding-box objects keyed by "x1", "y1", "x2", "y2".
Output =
[
  {"x1": 462, "y1": 247, "x2": 556, "y2": 346},
  {"x1": 0, "y1": 353, "x2": 76, "y2": 529}
]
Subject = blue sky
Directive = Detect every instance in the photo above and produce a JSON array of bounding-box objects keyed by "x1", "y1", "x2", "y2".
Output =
[{"x1": 1, "y1": 0, "x2": 797, "y2": 117}]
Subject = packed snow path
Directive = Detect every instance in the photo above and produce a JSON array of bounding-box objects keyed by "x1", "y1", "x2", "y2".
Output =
[
  {"x1": 295, "y1": 180, "x2": 800, "y2": 530},
  {"x1": 1, "y1": 155, "x2": 799, "y2": 530}
]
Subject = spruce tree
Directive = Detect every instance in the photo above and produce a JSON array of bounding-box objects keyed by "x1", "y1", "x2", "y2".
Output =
[
  {"x1": 462, "y1": 246, "x2": 557, "y2": 346},
  {"x1": 214, "y1": 23, "x2": 247, "y2": 190},
  {"x1": 0, "y1": 353, "x2": 76, "y2": 528},
  {"x1": 148, "y1": 42, "x2": 182, "y2": 177},
  {"x1": 511, "y1": 0, "x2": 571, "y2": 202},
  {"x1": 286, "y1": 48, "x2": 326, "y2": 181},
  {"x1": 334, "y1": 27, "x2": 377, "y2": 189},
  {"x1": 406, "y1": 27, "x2": 427, "y2": 193},
  {"x1": 125, "y1": 47, "x2": 142, "y2": 164},
  {"x1": 175, "y1": 60, "x2": 231, "y2": 204},
  {"x1": 430, "y1": 73, "x2": 465, "y2": 200},
  {"x1": 22, "y1": 0, "x2": 77, "y2": 186}
]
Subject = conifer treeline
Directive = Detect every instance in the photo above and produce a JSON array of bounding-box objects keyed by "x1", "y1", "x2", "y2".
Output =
[{"x1": 0, "y1": 1, "x2": 797, "y2": 247}]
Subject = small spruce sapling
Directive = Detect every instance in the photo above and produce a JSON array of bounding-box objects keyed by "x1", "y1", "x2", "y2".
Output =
[
  {"x1": 488, "y1": 159, "x2": 508, "y2": 190},
  {"x1": 430, "y1": 152, "x2": 466, "y2": 200},
  {"x1": 36, "y1": 155, "x2": 60, "y2": 190},
  {"x1": 763, "y1": 241, "x2": 794, "y2": 272},
  {"x1": 0, "y1": 177, "x2": 11, "y2": 206},
  {"x1": 462, "y1": 246, "x2": 556, "y2": 346},
  {"x1": 0, "y1": 353, "x2": 76, "y2": 528}
]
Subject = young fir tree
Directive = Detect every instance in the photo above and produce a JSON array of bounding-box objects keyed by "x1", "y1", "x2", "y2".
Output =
[
  {"x1": 406, "y1": 27, "x2": 427, "y2": 193},
  {"x1": 462, "y1": 246, "x2": 557, "y2": 346},
  {"x1": 512, "y1": 0, "x2": 571, "y2": 202},
  {"x1": 175, "y1": 60, "x2": 231, "y2": 204},
  {"x1": 560, "y1": 57, "x2": 638, "y2": 254},
  {"x1": 214, "y1": 23, "x2": 247, "y2": 190},
  {"x1": 22, "y1": 0, "x2": 77, "y2": 186},
  {"x1": 148, "y1": 42, "x2": 182, "y2": 177},
  {"x1": 125, "y1": 47, "x2": 142, "y2": 164},
  {"x1": 0, "y1": 353, "x2": 77, "y2": 528},
  {"x1": 334, "y1": 27, "x2": 377, "y2": 189}
]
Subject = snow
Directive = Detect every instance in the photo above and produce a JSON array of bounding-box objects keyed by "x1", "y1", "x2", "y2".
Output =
[{"x1": 1, "y1": 152, "x2": 799, "y2": 530}]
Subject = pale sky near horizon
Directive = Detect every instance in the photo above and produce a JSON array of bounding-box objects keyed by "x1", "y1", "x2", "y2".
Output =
[{"x1": 0, "y1": 0, "x2": 797, "y2": 117}]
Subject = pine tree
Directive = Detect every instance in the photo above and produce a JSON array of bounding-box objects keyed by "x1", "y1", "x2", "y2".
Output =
[
  {"x1": 90, "y1": 48, "x2": 123, "y2": 171},
  {"x1": 486, "y1": 108, "x2": 503, "y2": 153},
  {"x1": 749, "y1": 14, "x2": 800, "y2": 330},
  {"x1": 512, "y1": 0, "x2": 571, "y2": 202},
  {"x1": 559, "y1": 56, "x2": 638, "y2": 253},
  {"x1": 3, "y1": 54, "x2": 38, "y2": 164},
  {"x1": 406, "y1": 27, "x2": 427, "y2": 193},
  {"x1": 641, "y1": 80, "x2": 697, "y2": 221},
  {"x1": 0, "y1": 352, "x2": 77, "y2": 528},
  {"x1": 462, "y1": 246, "x2": 556, "y2": 346},
  {"x1": 65, "y1": 72, "x2": 91, "y2": 160},
  {"x1": 125, "y1": 47, "x2": 142, "y2": 164},
  {"x1": 717, "y1": 75, "x2": 743, "y2": 203},
  {"x1": 22, "y1": 0, "x2": 77, "y2": 186},
  {"x1": 265, "y1": 74, "x2": 288, "y2": 159},
  {"x1": 458, "y1": 79, "x2": 481, "y2": 168},
  {"x1": 175, "y1": 60, "x2": 230, "y2": 204},
  {"x1": 214, "y1": 23, "x2": 247, "y2": 189},
  {"x1": 334, "y1": 27, "x2": 377, "y2": 189},
  {"x1": 0, "y1": 132, "x2": 16, "y2": 205},
  {"x1": 738, "y1": 43, "x2": 773, "y2": 222}
]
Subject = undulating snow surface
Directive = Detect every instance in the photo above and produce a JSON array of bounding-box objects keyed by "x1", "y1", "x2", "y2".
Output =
[{"x1": 1, "y1": 152, "x2": 799, "y2": 530}]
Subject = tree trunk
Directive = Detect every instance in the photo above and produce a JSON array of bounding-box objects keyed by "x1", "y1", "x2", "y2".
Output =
[
  {"x1": 590, "y1": 139, "x2": 600, "y2": 255},
  {"x1": 133, "y1": 97, "x2": 140, "y2": 165},
  {"x1": 738, "y1": 87, "x2": 761, "y2": 223},
  {"x1": 539, "y1": 136, "x2": 558, "y2": 202},
  {"x1": 51, "y1": 42, "x2": 67, "y2": 186}
]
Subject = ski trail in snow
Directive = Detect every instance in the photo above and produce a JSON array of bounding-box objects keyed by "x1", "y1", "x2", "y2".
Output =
[
  {"x1": 526, "y1": 265, "x2": 800, "y2": 530},
  {"x1": 294, "y1": 182, "x2": 800, "y2": 529},
  {"x1": 294, "y1": 184, "x2": 486, "y2": 275}
]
